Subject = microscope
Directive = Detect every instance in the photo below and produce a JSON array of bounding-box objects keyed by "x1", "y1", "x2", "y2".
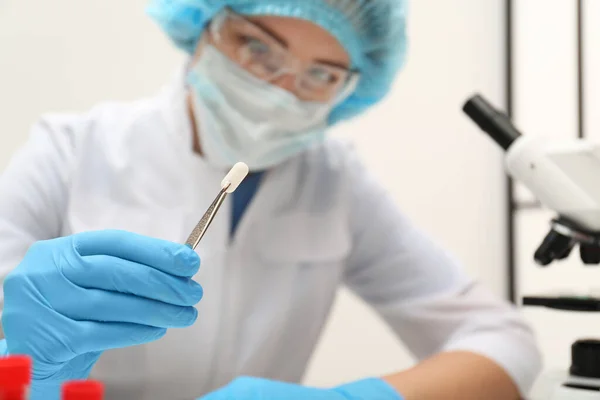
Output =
[{"x1": 463, "y1": 95, "x2": 600, "y2": 399}]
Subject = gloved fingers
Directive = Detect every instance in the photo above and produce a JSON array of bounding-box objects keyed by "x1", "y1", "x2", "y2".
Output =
[
  {"x1": 70, "y1": 320, "x2": 167, "y2": 354},
  {"x1": 197, "y1": 385, "x2": 233, "y2": 400},
  {"x1": 53, "y1": 287, "x2": 198, "y2": 328},
  {"x1": 71, "y1": 230, "x2": 200, "y2": 277},
  {"x1": 197, "y1": 378, "x2": 324, "y2": 400},
  {"x1": 62, "y1": 255, "x2": 203, "y2": 306},
  {"x1": 195, "y1": 377, "x2": 259, "y2": 399}
]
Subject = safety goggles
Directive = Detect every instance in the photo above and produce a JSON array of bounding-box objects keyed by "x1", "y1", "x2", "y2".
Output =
[{"x1": 208, "y1": 8, "x2": 360, "y2": 103}]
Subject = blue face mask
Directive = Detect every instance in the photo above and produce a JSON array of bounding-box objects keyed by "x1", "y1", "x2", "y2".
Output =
[{"x1": 188, "y1": 45, "x2": 334, "y2": 171}]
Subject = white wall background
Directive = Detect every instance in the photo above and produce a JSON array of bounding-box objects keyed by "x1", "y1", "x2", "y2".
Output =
[{"x1": 0, "y1": 0, "x2": 509, "y2": 388}]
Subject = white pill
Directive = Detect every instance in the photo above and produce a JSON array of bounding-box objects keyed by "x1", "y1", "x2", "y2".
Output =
[{"x1": 221, "y1": 162, "x2": 249, "y2": 193}]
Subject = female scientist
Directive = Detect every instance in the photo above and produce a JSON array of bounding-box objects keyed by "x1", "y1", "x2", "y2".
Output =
[{"x1": 0, "y1": 1, "x2": 541, "y2": 399}]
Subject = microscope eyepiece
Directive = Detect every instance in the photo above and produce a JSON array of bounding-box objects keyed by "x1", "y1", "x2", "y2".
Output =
[{"x1": 463, "y1": 94, "x2": 522, "y2": 151}]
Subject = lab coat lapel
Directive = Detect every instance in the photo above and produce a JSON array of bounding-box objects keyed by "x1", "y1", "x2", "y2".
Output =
[{"x1": 200, "y1": 160, "x2": 298, "y2": 389}]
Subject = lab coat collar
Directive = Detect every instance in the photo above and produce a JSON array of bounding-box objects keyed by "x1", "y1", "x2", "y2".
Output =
[{"x1": 158, "y1": 62, "x2": 222, "y2": 175}]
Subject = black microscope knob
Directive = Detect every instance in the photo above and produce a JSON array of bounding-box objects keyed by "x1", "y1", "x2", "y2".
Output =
[
  {"x1": 570, "y1": 339, "x2": 600, "y2": 378},
  {"x1": 580, "y1": 244, "x2": 600, "y2": 265}
]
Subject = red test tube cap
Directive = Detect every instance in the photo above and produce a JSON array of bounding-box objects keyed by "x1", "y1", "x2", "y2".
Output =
[
  {"x1": 0, "y1": 355, "x2": 32, "y2": 387},
  {"x1": 62, "y1": 380, "x2": 104, "y2": 400}
]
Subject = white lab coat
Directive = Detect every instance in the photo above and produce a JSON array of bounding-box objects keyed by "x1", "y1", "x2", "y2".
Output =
[{"x1": 0, "y1": 69, "x2": 541, "y2": 399}]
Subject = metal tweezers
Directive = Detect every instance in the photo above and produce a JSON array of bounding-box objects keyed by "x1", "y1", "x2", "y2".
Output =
[{"x1": 184, "y1": 182, "x2": 231, "y2": 250}]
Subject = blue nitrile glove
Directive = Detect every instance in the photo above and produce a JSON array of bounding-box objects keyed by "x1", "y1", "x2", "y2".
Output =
[
  {"x1": 198, "y1": 376, "x2": 403, "y2": 400},
  {"x1": 0, "y1": 230, "x2": 202, "y2": 400}
]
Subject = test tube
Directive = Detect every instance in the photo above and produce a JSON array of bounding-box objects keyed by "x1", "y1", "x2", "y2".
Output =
[
  {"x1": 61, "y1": 380, "x2": 104, "y2": 400},
  {"x1": 0, "y1": 355, "x2": 32, "y2": 400}
]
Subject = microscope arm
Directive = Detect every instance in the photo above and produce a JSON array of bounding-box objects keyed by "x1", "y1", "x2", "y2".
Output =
[{"x1": 463, "y1": 94, "x2": 600, "y2": 266}]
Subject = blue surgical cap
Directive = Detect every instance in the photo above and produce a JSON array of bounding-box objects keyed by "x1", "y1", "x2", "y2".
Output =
[{"x1": 147, "y1": 0, "x2": 408, "y2": 124}]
